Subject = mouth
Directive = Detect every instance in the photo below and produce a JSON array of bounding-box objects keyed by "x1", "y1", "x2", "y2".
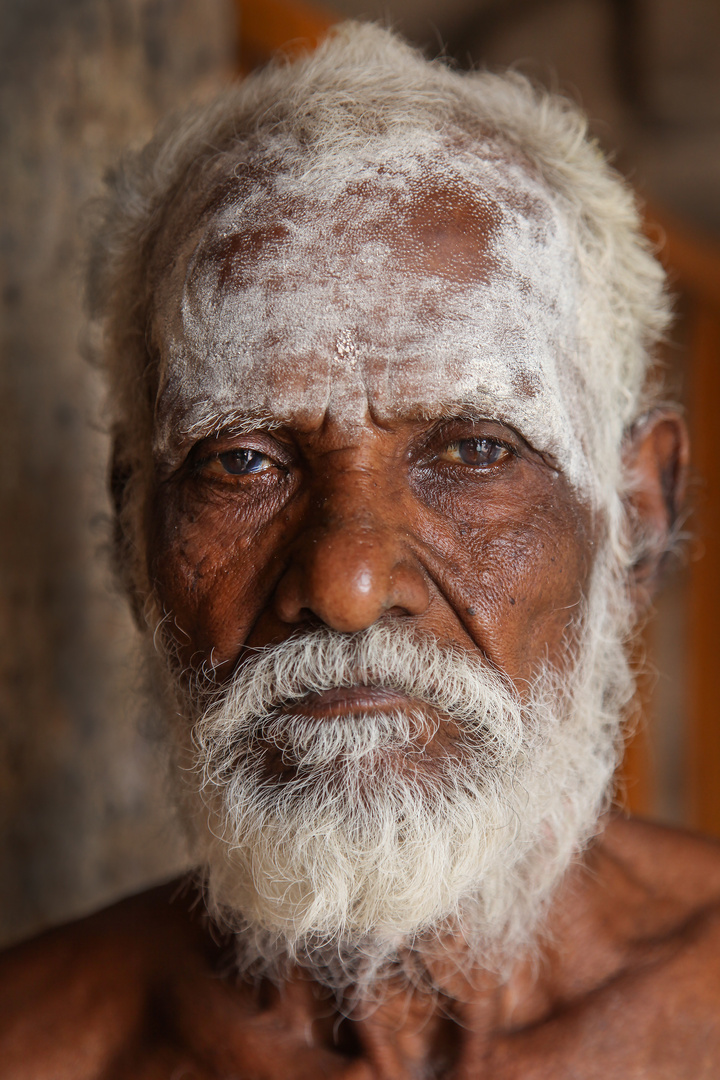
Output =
[{"x1": 288, "y1": 685, "x2": 416, "y2": 720}]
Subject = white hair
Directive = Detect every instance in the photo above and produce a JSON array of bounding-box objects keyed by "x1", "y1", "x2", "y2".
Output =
[{"x1": 87, "y1": 20, "x2": 670, "y2": 612}]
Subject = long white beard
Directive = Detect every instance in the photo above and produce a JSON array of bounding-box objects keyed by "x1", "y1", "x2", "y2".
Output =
[{"x1": 161, "y1": 563, "x2": 632, "y2": 993}]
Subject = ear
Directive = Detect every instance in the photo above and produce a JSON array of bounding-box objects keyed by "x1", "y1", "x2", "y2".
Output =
[{"x1": 622, "y1": 409, "x2": 689, "y2": 611}]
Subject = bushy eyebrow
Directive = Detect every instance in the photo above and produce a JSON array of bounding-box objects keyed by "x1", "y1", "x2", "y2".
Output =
[
  {"x1": 178, "y1": 408, "x2": 289, "y2": 444},
  {"x1": 402, "y1": 403, "x2": 528, "y2": 442},
  {"x1": 165, "y1": 399, "x2": 560, "y2": 475}
]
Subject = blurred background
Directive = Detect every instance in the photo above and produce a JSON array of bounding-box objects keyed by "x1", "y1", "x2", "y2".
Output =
[{"x1": 1, "y1": 0, "x2": 718, "y2": 948}]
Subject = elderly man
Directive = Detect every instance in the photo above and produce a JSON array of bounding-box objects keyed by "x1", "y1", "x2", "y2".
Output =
[{"x1": 2, "y1": 21, "x2": 720, "y2": 1078}]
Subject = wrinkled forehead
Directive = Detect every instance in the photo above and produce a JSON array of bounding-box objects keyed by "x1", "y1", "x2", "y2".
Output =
[
  {"x1": 190, "y1": 154, "x2": 507, "y2": 285},
  {"x1": 151, "y1": 135, "x2": 592, "y2": 494}
]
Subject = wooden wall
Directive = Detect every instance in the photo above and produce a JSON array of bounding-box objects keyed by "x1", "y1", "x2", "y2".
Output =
[{"x1": 0, "y1": 0, "x2": 235, "y2": 948}]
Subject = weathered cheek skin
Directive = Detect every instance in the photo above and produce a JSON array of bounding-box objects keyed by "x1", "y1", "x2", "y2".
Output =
[
  {"x1": 412, "y1": 473, "x2": 593, "y2": 681},
  {"x1": 149, "y1": 475, "x2": 291, "y2": 663},
  {"x1": 149, "y1": 445, "x2": 592, "y2": 688}
]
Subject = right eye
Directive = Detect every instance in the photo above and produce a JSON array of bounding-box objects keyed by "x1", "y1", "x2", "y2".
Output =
[
  {"x1": 439, "y1": 437, "x2": 512, "y2": 469},
  {"x1": 204, "y1": 448, "x2": 277, "y2": 477}
]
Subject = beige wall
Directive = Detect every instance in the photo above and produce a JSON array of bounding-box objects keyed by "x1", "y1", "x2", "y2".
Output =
[{"x1": 0, "y1": 0, "x2": 236, "y2": 948}]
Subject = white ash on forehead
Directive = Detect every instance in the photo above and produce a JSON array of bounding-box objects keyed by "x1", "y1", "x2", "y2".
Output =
[
  {"x1": 87, "y1": 20, "x2": 671, "y2": 604},
  {"x1": 151, "y1": 136, "x2": 595, "y2": 495}
]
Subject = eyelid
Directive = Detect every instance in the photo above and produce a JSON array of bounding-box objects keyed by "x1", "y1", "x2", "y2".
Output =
[
  {"x1": 193, "y1": 431, "x2": 293, "y2": 468},
  {"x1": 430, "y1": 415, "x2": 520, "y2": 441},
  {"x1": 439, "y1": 437, "x2": 516, "y2": 465},
  {"x1": 422, "y1": 418, "x2": 521, "y2": 458}
]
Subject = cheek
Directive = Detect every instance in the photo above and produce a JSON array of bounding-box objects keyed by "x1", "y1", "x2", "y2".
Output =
[
  {"x1": 147, "y1": 484, "x2": 279, "y2": 667},
  {"x1": 420, "y1": 481, "x2": 593, "y2": 681},
  {"x1": 494, "y1": 526, "x2": 590, "y2": 678}
]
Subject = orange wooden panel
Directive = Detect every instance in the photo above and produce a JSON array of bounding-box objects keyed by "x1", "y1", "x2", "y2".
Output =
[
  {"x1": 646, "y1": 208, "x2": 720, "y2": 310},
  {"x1": 618, "y1": 721, "x2": 655, "y2": 816},
  {"x1": 617, "y1": 628, "x2": 656, "y2": 817},
  {"x1": 236, "y1": 0, "x2": 337, "y2": 71},
  {"x1": 631, "y1": 209, "x2": 720, "y2": 830},
  {"x1": 686, "y1": 299, "x2": 720, "y2": 834}
]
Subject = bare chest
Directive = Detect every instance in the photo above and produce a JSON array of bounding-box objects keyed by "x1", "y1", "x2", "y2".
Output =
[{"x1": 104, "y1": 983, "x2": 720, "y2": 1080}]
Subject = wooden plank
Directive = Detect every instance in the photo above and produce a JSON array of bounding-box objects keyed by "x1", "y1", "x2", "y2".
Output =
[
  {"x1": 646, "y1": 207, "x2": 720, "y2": 310},
  {"x1": 637, "y1": 209, "x2": 720, "y2": 831},
  {"x1": 236, "y1": 0, "x2": 337, "y2": 71},
  {"x1": 618, "y1": 629, "x2": 656, "y2": 817},
  {"x1": 686, "y1": 299, "x2": 720, "y2": 834}
]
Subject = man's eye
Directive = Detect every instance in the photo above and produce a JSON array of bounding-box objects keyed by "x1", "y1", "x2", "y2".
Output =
[
  {"x1": 440, "y1": 438, "x2": 511, "y2": 468},
  {"x1": 205, "y1": 449, "x2": 275, "y2": 476}
]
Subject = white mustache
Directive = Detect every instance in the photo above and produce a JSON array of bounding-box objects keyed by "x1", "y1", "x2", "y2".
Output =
[
  {"x1": 193, "y1": 622, "x2": 526, "y2": 770},
  {"x1": 160, "y1": 557, "x2": 629, "y2": 991}
]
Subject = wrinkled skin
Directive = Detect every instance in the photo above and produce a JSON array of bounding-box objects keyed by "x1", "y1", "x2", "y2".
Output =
[
  {"x1": 3, "y1": 821, "x2": 720, "y2": 1078},
  {"x1": 148, "y1": 177, "x2": 592, "y2": 701},
  {"x1": 150, "y1": 409, "x2": 592, "y2": 694},
  {"x1": 3, "y1": 186, "x2": 719, "y2": 1080}
]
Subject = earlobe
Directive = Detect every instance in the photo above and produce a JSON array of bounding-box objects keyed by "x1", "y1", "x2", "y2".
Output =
[{"x1": 622, "y1": 409, "x2": 689, "y2": 609}]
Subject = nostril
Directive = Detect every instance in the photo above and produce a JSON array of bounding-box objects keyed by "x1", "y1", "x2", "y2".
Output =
[
  {"x1": 273, "y1": 530, "x2": 430, "y2": 632},
  {"x1": 297, "y1": 607, "x2": 322, "y2": 627}
]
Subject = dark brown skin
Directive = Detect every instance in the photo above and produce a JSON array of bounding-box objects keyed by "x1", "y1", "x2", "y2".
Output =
[
  {"x1": 151, "y1": 410, "x2": 591, "y2": 688},
  {"x1": 2, "y1": 819, "x2": 720, "y2": 1078},
  {"x1": 2, "y1": 190, "x2": 717, "y2": 1077}
]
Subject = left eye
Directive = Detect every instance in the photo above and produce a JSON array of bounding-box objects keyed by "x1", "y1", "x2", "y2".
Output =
[
  {"x1": 207, "y1": 449, "x2": 275, "y2": 476},
  {"x1": 441, "y1": 438, "x2": 511, "y2": 467}
]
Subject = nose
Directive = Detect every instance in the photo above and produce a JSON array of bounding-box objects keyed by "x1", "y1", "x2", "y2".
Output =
[{"x1": 273, "y1": 503, "x2": 430, "y2": 634}]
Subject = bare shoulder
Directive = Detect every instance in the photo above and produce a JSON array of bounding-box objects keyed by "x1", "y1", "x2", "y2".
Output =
[
  {"x1": 574, "y1": 816, "x2": 720, "y2": 1067},
  {"x1": 488, "y1": 819, "x2": 720, "y2": 1078},
  {"x1": 550, "y1": 815, "x2": 720, "y2": 1009},
  {"x1": 582, "y1": 814, "x2": 720, "y2": 968},
  {"x1": 0, "y1": 884, "x2": 342, "y2": 1080},
  {"x1": 599, "y1": 813, "x2": 720, "y2": 907},
  {"x1": 0, "y1": 879, "x2": 211, "y2": 1080}
]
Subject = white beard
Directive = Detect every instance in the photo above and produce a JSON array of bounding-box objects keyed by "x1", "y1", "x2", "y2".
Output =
[{"x1": 160, "y1": 559, "x2": 632, "y2": 994}]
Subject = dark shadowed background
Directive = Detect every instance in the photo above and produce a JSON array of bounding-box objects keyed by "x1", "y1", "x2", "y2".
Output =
[{"x1": 1, "y1": 0, "x2": 719, "y2": 948}]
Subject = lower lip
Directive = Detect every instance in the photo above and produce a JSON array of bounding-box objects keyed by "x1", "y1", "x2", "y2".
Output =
[{"x1": 288, "y1": 686, "x2": 413, "y2": 720}]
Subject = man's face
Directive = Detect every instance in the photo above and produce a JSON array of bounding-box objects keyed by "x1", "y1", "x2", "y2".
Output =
[
  {"x1": 148, "y1": 158, "x2": 595, "y2": 700},
  {"x1": 143, "y1": 155, "x2": 620, "y2": 979}
]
